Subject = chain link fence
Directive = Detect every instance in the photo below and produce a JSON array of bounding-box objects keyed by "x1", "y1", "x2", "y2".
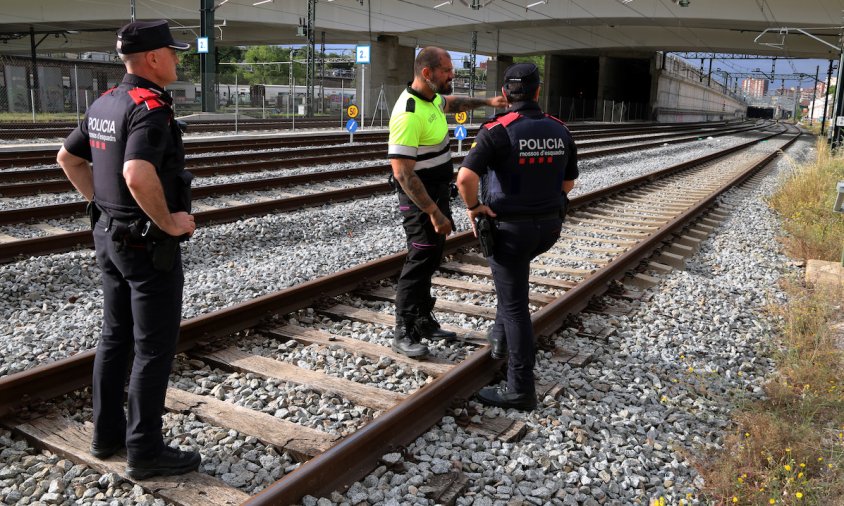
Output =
[
  {"x1": 0, "y1": 55, "x2": 125, "y2": 123},
  {"x1": 0, "y1": 53, "x2": 649, "y2": 128}
]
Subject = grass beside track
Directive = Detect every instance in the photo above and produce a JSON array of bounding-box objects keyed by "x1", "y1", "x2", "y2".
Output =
[{"x1": 698, "y1": 139, "x2": 844, "y2": 505}]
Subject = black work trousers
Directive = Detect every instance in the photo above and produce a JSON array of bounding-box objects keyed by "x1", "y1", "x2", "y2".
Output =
[
  {"x1": 487, "y1": 217, "x2": 562, "y2": 395},
  {"x1": 395, "y1": 183, "x2": 452, "y2": 321},
  {"x1": 92, "y1": 220, "x2": 184, "y2": 460}
]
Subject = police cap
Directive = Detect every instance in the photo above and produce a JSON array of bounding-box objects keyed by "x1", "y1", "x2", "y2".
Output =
[
  {"x1": 502, "y1": 63, "x2": 541, "y2": 95},
  {"x1": 116, "y1": 20, "x2": 190, "y2": 55}
]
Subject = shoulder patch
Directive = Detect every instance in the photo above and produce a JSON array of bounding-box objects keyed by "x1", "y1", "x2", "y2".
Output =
[
  {"x1": 127, "y1": 87, "x2": 167, "y2": 111},
  {"x1": 405, "y1": 97, "x2": 416, "y2": 113},
  {"x1": 100, "y1": 86, "x2": 117, "y2": 97},
  {"x1": 496, "y1": 111, "x2": 522, "y2": 127}
]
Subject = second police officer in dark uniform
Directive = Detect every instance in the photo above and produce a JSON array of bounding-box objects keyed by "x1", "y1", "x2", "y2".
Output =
[
  {"x1": 56, "y1": 20, "x2": 200, "y2": 479},
  {"x1": 457, "y1": 63, "x2": 578, "y2": 411}
]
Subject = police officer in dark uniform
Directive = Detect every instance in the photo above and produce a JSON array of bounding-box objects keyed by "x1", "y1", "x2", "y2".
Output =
[
  {"x1": 56, "y1": 20, "x2": 200, "y2": 479},
  {"x1": 456, "y1": 63, "x2": 578, "y2": 411}
]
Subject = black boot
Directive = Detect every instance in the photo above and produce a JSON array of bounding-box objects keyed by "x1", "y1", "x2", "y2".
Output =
[
  {"x1": 90, "y1": 439, "x2": 125, "y2": 459},
  {"x1": 414, "y1": 298, "x2": 457, "y2": 341},
  {"x1": 392, "y1": 317, "x2": 429, "y2": 358},
  {"x1": 126, "y1": 446, "x2": 201, "y2": 480},
  {"x1": 486, "y1": 327, "x2": 507, "y2": 360},
  {"x1": 477, "y1": 386, "x2": 537, "y2": 411}
]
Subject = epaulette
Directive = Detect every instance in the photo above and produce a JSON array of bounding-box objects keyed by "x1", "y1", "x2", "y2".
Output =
[
  {"x1": 127, "y1": 87, "x2": 167, "y2": 111},
  {"x1": 100, "y1": 86, "x2": 118, "y2": 97},
  {"x1": 483, "y1": 111, "x2": 521, "y2": 130},
  {"x1": 405, "y1": 97, "x2": 416, "y2": 113}
]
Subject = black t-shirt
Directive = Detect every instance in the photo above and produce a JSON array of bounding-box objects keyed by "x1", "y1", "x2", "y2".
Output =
[
  {"x1": 462, "y1": 101, "x2": 578, "y2": 215},
  {"x1": 64, "y1": 74, "x2": 188, "y2": 219},
  {"x1": 64, "y1": 74, "x2": 174, "y2": 168}
]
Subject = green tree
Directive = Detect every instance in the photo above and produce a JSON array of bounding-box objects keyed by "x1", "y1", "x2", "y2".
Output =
[
  {"x1": 177, "y1": 46, "x2": 243, "y2": 84},
  {"x1": 513, "y1": 55, "x2": 545, "y2": 76},
  {"x1": 242, "y1": 45, "x2": 289, "y2": 84}
]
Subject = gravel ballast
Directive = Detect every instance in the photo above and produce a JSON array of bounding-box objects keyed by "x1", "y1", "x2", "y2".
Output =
[{"x1": 0, "y1": 133, "x2": 814, "y2": 505}]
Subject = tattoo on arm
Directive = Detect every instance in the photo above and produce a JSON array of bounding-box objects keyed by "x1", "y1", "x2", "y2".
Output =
[
  {"x1": 392, "y1": 159, "x2": 437, "y2": 213},
  {"x1": 445, "y1": 96, "x2": 489, "y2": 113},
  {"x1": 398, "y1": 172, "x2": 437, "y2": 213}
]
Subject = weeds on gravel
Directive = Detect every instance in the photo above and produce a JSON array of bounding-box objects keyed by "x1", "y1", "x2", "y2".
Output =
[
  {"x1": 698, "y1": 140, "x2": 844, "y2": 504},
  {"x1": 699, "y1": 281, "x2": 844, "y2": 505},
  {"x1": 767, "y1": 139, "x2": 844, "y2": 261}
]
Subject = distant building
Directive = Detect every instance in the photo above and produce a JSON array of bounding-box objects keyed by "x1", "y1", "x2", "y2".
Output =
[{"x1": 741, "y1": 78, "x2": 768, "y2": 98}]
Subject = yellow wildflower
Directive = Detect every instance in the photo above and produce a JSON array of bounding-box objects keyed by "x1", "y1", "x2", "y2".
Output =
[
  {"x1": 799, "y1": 463, "x2": 806, "y2": 468},
  {"x1": 818, "y1": 457, "x2": 823, "y2": 462},
  {"x1": 784, "y1": 464, "x2": 792, "y2": 471},
  {"x1": 732, "y1": 497, "x2": 738, "y2": 503},
  {"x1": 796, "y1": 492, "x2": 804, "y2": 499},
  {"x1": 769, "y1": 499, "x2": 776, "y2": 504}
]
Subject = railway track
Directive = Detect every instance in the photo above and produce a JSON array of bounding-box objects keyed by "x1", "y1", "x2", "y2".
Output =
[
  {"x1": 0, "y1": 119, "x2": 743, "y2": 170},
  {"x1": 0, "y1": 122, "x2": 773, "y2": 262},
  {"x1": 0, "y1": 125, "x2": 799, "y2": 504},
  {"x1": 0, "y1": 118, "x2": 737, "y2": 143},
  {"x1": 0, "y1": 120, "x2": 760, "y2": 193}
]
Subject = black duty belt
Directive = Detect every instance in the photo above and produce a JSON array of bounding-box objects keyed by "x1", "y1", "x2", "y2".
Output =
[
  {"x1": 97, "y1": 214, "x2": 142, "y2": 227},
  {"x1": 494, "y1": 210, "x2": 562, "y2": 223}
]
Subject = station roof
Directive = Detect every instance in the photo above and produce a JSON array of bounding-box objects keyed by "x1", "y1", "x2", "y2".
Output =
[{"x1": 1, "y1": 0, "x2": 841, "y2": 59}]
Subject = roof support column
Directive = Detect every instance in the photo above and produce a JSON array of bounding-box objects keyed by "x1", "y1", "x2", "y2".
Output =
[
  {"x1": 356, "y1": 35, "x2": 413, "y2": 128},
  {"x1": 200, "y1": 0, "x2": 216, "y2": 112},
  {"x1": 542, "y1": 54, "x2": 564, "y2": 116},
  {"x1": 485, "y1": 54, "x2": 512, "y2": 115}
]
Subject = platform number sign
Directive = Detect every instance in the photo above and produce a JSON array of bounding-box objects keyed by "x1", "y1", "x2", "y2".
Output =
[
  {"x1": 347, "y1": 105, "x2": 359, "y2": 118},
  {"x1": 355, "y1": 45, "x2": 371, "y2": 64},
  {"x1": 454, "y1": 111, "x2": 467, "y2": 124},
  {"x1": 196, "y1": 37, "x2": 209, "y2": 54}
]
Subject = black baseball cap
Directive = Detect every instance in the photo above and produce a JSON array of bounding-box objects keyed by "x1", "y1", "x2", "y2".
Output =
[
  {"x1": 502, "y1": 63, "x2": 541, "y2": 94},
  {"x1": 116, "y1": 20, "x2": 190, "y2": 55}
]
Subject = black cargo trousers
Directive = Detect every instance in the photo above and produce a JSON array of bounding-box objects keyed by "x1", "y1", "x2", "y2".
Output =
[
  {"x1": 91, "y1": 217, "x2": 184, "y2": 460},
  {"x1": 395, "y1": 182, "x2": 453, "y2": 321},
  {"x1": 487, "y1": 216, "x2": 562, "y2": 395}
]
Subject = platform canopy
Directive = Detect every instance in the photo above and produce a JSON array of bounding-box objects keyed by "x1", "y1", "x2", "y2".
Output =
[{"x1": 1, "y1": 0, "x2": 841, "y2": 58}]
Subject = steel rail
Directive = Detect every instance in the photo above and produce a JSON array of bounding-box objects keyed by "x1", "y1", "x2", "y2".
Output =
[
  {"x1": 244, "y1": 128, "x2": 801, "y2": 506},
  {"x1": 0, "y1": 119, "x2": 729, "y2": 142},
  {"x1": 0, "y1": 120, "x2": 741, "y2": 168},
  {"x1": 0, "y1": 121, "x2": 762, "y2": 198},
  {"x1": 0, "y1": 233, "x2": 474, "y2": 418},
  {"x1": 0, "y1": 118, "x2": 728, "y2": 131},
  {"x1": 0, "y1": 123, "x2": 777, "y2": 261},
  {"x1": 0, "y1": 131, "x2": 393, "y2": 169},
  {"x1": 0, "y1": 129, "x2": 797, "y2": 505},
  {"x1": 0, "y1": 126, "x2": 792, "y2": 419},
  {"x1": 0, "y1": 148, "x2": 391, "y2": 195},
  {"x1": 0, "y1": 145, "x2": 392, "y2": 184}
]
